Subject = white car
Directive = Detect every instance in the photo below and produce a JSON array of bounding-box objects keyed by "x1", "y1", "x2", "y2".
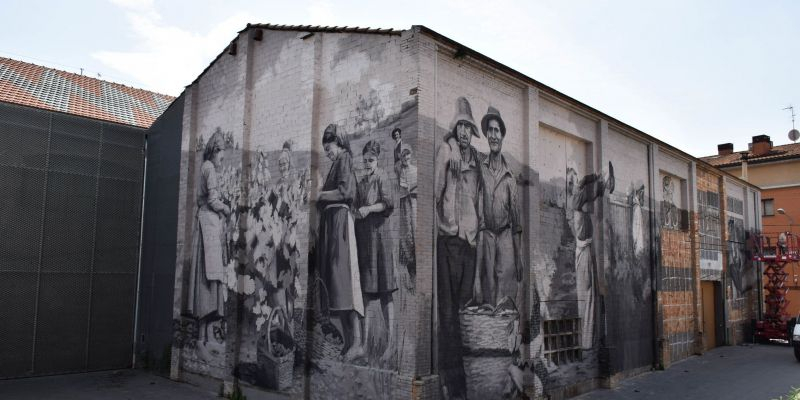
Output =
[{"x1": 793, "y1": 317, "x2": 800, "y2": 362}]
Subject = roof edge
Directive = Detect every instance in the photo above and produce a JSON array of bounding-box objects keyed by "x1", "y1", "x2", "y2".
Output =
[{"x1": 413, "y1": 25, "x2": 759, "y2": 191}]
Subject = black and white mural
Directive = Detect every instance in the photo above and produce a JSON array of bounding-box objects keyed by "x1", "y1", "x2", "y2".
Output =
[
  {"x1": 434, "y1": 97, "x2": 528, "y2": 399},
  {"x1": 175, "y1": 98, "x2": 419, "y2": 397}
]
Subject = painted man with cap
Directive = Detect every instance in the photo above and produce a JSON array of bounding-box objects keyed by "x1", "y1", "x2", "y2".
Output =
[
  {"x1": 472, "y1": 106, "x2": 523, "y2": 314},
  {"x1": 435, "y1": 96, "x2": 483, "y2": 399}
]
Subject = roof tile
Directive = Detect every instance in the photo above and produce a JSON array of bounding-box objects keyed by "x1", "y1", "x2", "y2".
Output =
[{"x1": 0, "y1": 56, "x2": 174, "y2": 128}]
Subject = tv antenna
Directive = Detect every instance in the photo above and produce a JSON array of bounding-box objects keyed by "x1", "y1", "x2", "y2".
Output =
[{"x1": 785, "y1": 105, "x2": 799, "y2": 142}]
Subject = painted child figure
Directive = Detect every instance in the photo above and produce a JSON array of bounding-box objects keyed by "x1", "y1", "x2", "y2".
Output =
[{"x1": 354, "y1": 140, "x2": 398, "y2": 365}]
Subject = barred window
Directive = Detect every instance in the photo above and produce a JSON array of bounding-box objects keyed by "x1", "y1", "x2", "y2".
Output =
[{"x1": 543, "y1": 318, "x2": 582, "y2": 365}]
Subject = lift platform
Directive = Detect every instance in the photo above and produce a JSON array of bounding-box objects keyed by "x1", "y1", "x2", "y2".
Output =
[{"x1": 753, "y1": 232, "x2": 800, "y2": 341}]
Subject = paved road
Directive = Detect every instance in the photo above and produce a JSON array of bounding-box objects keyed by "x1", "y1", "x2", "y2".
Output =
[
  {"x1": 577, "y1": 343, "x2": 800, "y2": 400},
  {"x1": 0, "y1": 368, "x2": 290, "y2": 400},
  {"x1": 0, "y1": 344, "x2": 796, "y2": 399}
]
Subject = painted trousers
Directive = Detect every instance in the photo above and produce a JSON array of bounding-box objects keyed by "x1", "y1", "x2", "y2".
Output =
[
  {"x1": 575, "y1": 238, "x2": 595, "y2": 350},
  {"x1": 436, "y1": 235, "x2": 476, "y2": 398},
  {"x1": 475, "y1": 228, "x2": 518, "y2": 308}
]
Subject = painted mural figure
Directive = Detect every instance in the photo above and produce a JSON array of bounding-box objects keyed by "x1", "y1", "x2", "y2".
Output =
[
  {"x1": 662, "y1": 175, "x2": 679, "y2": 229},
  {"x1": 316, "y1": 123, "x2": 366, "y2": 361},
  {"x1": 435, "y1": 96, "x2": 484, "y2": 399},
  {"x1": 354, "y1": 139, "x2": 398, "y2": 363},
  {"x1": 566, "y1": 162, "x2": 614, "y2": 350},
  {"x1": 632, "y1": 185, "x2": 646, "y2": 258},
  {"x1": 274, "y1": 141, "x2": 301, "y2": 325},
  {"x1": 187, "y1": 129, "x2": 231, "y2": 344},
  {"x1": 396, "y1": 144, "x2": 417, "y2": 279},
  {"x1": 392, "y1": 127, "x2": 403, "y2": 164},
  {"x1": 472, "y1": 106, "x2": 522, "y2": 313}
]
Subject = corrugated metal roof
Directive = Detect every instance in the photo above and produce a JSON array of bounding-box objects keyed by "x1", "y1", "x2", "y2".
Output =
[
  {"x1": 700, "y1": 142, "x2": 800, "y2": 167},
  {"x1": 0, "y1": 57, "x2": 174, "y2": 128}
]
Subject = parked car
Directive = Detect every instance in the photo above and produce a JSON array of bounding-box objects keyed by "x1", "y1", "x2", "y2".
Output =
[{"x1": 793, "y1": 316, "x2": 800, "y2": 362}]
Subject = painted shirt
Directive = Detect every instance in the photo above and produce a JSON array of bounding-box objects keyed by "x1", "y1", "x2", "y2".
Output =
[
  {"x1": 318, "y1": 151, "x2": 356, "y2": 208},
  {"x1": 480, "y1": 154, "x2": 522, "y2": 235},
  {"x1": 198, "y1": 160, "x2": 227, "y2": 213},
  {"x1": 569, "y1": 173, "x2": 606, "y2": 241},
  {"x1": 436, "y1": 142, "x2": 483, "y2": 246}
]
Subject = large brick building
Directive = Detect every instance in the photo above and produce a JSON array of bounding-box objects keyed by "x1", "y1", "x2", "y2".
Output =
[
  {"x1": 703, "y1": 137, "x2": 800, "y2": 322},
  {"x1": 139, "y1": 24, "x2": 763, "y2": 399}
]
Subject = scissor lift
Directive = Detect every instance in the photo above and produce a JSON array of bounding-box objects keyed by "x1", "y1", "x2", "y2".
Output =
[{"x1": 753, "y1": 232, "x2": 800, "y2": 341}]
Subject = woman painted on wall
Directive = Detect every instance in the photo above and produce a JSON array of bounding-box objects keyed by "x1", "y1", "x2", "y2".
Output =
[
  {"x1": 188, "y1": 129, "x2": 231, "y2": 344},
  {"x1": 396, "y1": 145, "x2": 417, "y2": 280},
  {"x1": 317, "y1": 124, "x2": 365, "y2": 361},
  {"x1": 354, "y1": 140, "x2": 397, "y2": 364}
]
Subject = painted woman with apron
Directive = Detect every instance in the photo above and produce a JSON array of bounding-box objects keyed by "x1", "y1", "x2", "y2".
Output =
[
  {"x1": 187, "y1": 130, "x2": 231, "y2": 345},
  {"x1": 316, "y1": 124, "x2": 365, "y2": 362}
]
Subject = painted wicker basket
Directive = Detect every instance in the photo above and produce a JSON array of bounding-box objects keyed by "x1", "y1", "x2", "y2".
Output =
[
  {"x1": 292, "y1": 310, "x2": 344, "y2": 361},
  {"x1": 459, "y1": 309, "x2": 517, "y2": 352},
  {"x1": 257, "y1": 308, "x2": 295, "y2": 391}
]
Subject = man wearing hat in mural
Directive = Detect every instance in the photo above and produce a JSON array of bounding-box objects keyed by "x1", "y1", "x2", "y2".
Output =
[
  {"x1": 566, "y1": 161, "x2": 615, "y2": 351},
  {"x1": 471, "y1": 106, "x2": 523, "y2": 314},
  {"x1": 435, "y1": 96, "x2": 483, "y2": 399}
]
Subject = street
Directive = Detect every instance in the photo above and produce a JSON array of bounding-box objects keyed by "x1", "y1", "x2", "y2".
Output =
[{"x1": 577, "y1": 343, "x2": 800, "y2": 400}]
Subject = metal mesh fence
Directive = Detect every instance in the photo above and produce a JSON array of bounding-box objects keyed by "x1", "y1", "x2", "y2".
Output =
[{"x1": 0, "y1": 101, "x2": 145, "y2": 378}]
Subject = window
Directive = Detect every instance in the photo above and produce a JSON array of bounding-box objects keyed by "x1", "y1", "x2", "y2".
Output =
[
  {"x1": 543, "y1": 318, "x2": 582, "y2": 365},
  {"x1": 762, "y1": 199, "x2": 775, "y2": 217}
]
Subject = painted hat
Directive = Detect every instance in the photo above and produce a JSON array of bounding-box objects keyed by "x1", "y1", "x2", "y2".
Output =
[
  {"x1": 448, "y1": 97, "x2": 480, "y2": 138},
  {"x1": 481, "y1": 106, "x2": 506, "y2": 137}
]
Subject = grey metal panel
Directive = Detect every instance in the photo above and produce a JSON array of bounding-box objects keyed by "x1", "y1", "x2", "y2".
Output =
[
  {"x1": 94, "y1": 178, "x2": 142, "y2": 274},
  {"x1": 135, "y1": 94, "x2": 184, "y2": 374},
  {"x1": 33, "y1": 273, "x2": 91, "y2": 375},
  {"x1": 0, "y1": 272, "x2": 37, "y2": 377},
  {"x1": 88, "y1": 273, "x2": 137, "y2": 370},
  {"x1": 40, "y1": 172, "x2": 97, "y2": 272},
  {"x1": 0, "y1": 167, "x2": 45, "y2": 273},
  {"x1": 0, "y1": 101, "x2": 146, "y2": 378}
]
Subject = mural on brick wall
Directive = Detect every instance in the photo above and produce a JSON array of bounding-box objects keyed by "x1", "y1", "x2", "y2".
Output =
[
  {"x1": 175, "y1": 102, "x2": 417, "y2": 396},
  {"x1": 566, "y1": 161, "x2": 615, "y2": 351},
  {"x1": 661, "y1": 175, "x2": 687, "y2": 231},
  {"x1": 434, "y1": 97, "x2": 528, "y2": 399},
  {"x1": 176, "y1": 126, "x2": 311, "y2": 387},
  {"x1": 726, "y1": 196, "x2": 755, "y2": 296},
  {"x1": 699, "y1": 190, "x2": 723, "y2": 280},
  {"x1": 302, "y1": 101, "x2": 419, "y2": 398}
]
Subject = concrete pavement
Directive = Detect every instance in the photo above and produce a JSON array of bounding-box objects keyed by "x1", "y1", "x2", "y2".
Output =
[
  {"x1": 0, "y1": 369, "x2": 218, "y2": 400},
  {"x1": 577, "y1": 343, "x2": 800, "y2": 400}
]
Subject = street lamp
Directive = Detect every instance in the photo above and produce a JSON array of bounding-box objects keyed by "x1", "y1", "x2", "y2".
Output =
[{"x1": 778, "y1": 208, "x2": 795, "y2": 232}]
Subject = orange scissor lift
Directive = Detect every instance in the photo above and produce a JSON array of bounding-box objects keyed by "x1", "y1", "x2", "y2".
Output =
[{"x1": 753, "y1": 232, "x2": 800, "y2": 341}]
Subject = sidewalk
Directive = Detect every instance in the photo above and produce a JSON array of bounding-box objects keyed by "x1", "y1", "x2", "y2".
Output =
[
  {"x1": 576, "y1": 343, "x2": 800, "y2": 400},
  {"x1": 0, "y1": 369, "x2": 218, "y2": 400}
]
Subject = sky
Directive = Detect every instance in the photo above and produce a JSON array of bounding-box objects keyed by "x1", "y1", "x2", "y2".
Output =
[{"x1": 2, "y1": 0, "x2": 799, "y2": 157}]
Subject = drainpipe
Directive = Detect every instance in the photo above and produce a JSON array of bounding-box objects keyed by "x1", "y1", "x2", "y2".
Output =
[{"x1": 132, "y1": 134, "x2": 148, "y2": 368}]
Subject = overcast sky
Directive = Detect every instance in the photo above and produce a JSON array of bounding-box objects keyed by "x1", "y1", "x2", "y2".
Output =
[{"x1": 2, "y1": 0, "x2": 798, "y2": 157}]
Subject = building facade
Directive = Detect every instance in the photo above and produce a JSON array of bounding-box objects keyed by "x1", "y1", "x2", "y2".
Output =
[
  {"x1": 0, "y1": 57, "x2": 172, "y2": 378},
  {"x1": 703, "y1": 137, "x2": 800, "y2": 322},
  {"x1": 145, "y1": 24, "x2": 762, "y2": 399}
]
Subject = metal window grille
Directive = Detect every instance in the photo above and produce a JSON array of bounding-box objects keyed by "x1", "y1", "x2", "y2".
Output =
[{"x1": 542, "y1": 318, "x2": 582, "y2": 365}]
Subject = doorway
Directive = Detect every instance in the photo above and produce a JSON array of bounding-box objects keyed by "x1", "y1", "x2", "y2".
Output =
[{"x1": 701, "y1": 281, "x2": 723, "y2": 350}]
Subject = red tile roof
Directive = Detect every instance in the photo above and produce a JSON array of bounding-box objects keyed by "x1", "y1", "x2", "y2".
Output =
[
  {"x1": 0, "y1": 57, "x2": 174, "y2": 128},
  {"x1": 701, "y1": 142, "x2": 800, "y2": 167}
]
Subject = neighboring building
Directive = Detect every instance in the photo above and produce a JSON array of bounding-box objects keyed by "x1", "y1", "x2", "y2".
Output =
[
  {"x1": 702, "y1": 136, "x2": 800, "y2": 320},
  {"x1": 139, "y1": 24, "x2": 764, "y2": 399},
  {"x1": 0, "y1": 57, "x2": 173, "y2": 378}
]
